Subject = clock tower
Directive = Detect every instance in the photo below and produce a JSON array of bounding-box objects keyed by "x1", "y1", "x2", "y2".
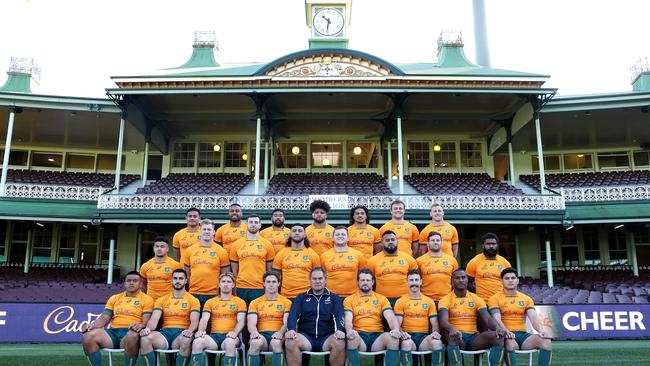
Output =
[{"x1": 305, "y1": 0, "x2": 352, "y2": 49}]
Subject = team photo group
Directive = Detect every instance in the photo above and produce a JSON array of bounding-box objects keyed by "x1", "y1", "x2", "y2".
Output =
[{"x1": 81, "y1": 200, "x2": 552, "y2": 366}]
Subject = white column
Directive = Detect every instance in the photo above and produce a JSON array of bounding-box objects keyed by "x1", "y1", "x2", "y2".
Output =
[
  {"x1": 254, "y1": 116, "x2": 261, "y2": 194},
  {"x1": 508, "y1": 141, "x2": 516, "y2": 183},
  {"x1": 629, "y1": 230, "x2": 639, "y2": 277},
  {"x1": 141, "y1": 142, "x2": 149, "y2": 187},
  {"x1": 544, "y1": 229, "x2": 554, "y2": 287},
  {"x1": 534, "y1": 111, "x2": 547, "y2": 193},
  {"x1": 515, "y1": 234, "x2": 521, "y2": 276},
  {"x1": 135, "y1": 229, "x2": 142, "y2": 269},
  {"x1": 114, "y1": 115, "x2": 125, "y2": 193},
  {"x1": 386, "y1": 141, "x2": 392, "y2": 187},
  {"x1": 264, "y1": 141, "x2": 269, "y2": 188},
  {"x1": 0, "y1": 109, "x2": 17, "y2": 196},
  {"x1": 23, "y1": 226, "x2": 33, "y2": 273},
  {"x1": 397, "y1": 117, "x2": 404, "y2": 194},
  {"x1": 107, "y1": 232, "x2": 116, "y2": 285}
]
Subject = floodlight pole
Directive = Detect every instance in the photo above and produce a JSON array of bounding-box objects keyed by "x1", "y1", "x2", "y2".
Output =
[
  {"x1": 0, "y1": 107, "x2": 19, "y2": 196},
  {"x1": 114, "y1": 112, "x2": 126, "y2": 194}
]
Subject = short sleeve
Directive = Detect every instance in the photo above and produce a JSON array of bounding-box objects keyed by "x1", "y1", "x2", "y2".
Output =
[
  {"x1": 248, "y1": 299, "x2": 259, "y2": 314},
  {"x1": 487, "y1": 294, "x2": 499, "y2": 312},
  {"x1": 139, "y1": 262, "x2": 149, "y2": 279},
  {"x1": 438, "y1": 296, "x2": 449, "y2": 311},
  {"x1": 380, "y1": 295, "x2": 392, "y2": 311},
  {"x1": 272, "y1": 249, "x2": 284, "y2": 270},
  {"x1": 451, "y1": 257, "x2": 459, "y2": 271},
  {"x1": 503, "y1": 257, "x2": 512, "y2": 268},
  {"x1": 172, "y1": 230, "x2": 181, "y2": 249},
  {"x1": 343, "y1": 296, "x2": 352, "y2": 312},
  {"x1": 379, "y1": 222, "x2": 389, "y2": 235},
  {"x1": 475, "y1": 296, "x2": 487, "y2": 310},
  {"x1": 419, "y1": 227, "x2": 428, "y2": 244},
  {"x1": 190, "y1": 296, "x2": 201, "y2": 312},
  {"x1": 358, "y1": 252, "x2": 367, "y2": 269},
  {"x1": 265, "y1": 241, "x2": 276, "y2": 261},
  {"x1": 154, "y1": 296, "x2": 165, "y2": 310},
  {"x1": 143, "y1": 295, "x2": 155, "y2": 314},
  {"x1": 181, "y1": 248, "x2": 191, "y2": 267},
  {"x1": 451, "y1": 226, "x2": 459, "y2": 244},
  {"x1": 216, "y1": 246, "x2": 229, "y2": 267},
  {"x1": 202, "y1": 299, "x2": 215, "y2": 314},
  {"x1": 408, "y1": 255, "x2": 418, "y2": 270},
  {"x1": 229, "y1": 240, "x2": 241, "y2": 262},
  {"x1": 310, "y1": 249, "x2": 321, "y2": 267},
  {"x1": 372, "y1": 227, "x2": 381, "y2": 243},
  {"x1": 174, "y1": 260, "x2": 184, "y2": 271},
  {"x1": 393, "y1": 298, "x2": 404, "y2": 316},
  {"x1": 283, "y1": 298, "x2": 292, "y2": 313},
  {"x1": 105, "y1": 294, "x2": 117, "y2": 312},
  {"x1": 465, "y1": 258, "x2": 477, "y2": 277},
  {"x1": 525, "y1": 295, "x2": 535, "y2": 310},
  {"x1": 411, "y1": 224, "x2": 420, "y2": 242},
  {"x1": 214, "y1": 226, "x2": 223, "y2": 243},
  {"x1": 237, "y1": 298, "x2": 248, "y2": 313},
  {"x1": 427, "y1": 299, "x2": 438, "y2": 317}
]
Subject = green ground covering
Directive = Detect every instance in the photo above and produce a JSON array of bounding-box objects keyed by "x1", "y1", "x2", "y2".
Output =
[{"x1": 0, "y1": 340, "x2": 649, "y2": 365}]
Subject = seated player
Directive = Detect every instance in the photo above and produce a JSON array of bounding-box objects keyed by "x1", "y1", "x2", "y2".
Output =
[
  {"x1": 284, "y1": 267, "x2": 346, "y2": 366},
  {"x1": 138, "y1": 269, "x2": 200, "y2": 366},
  {"x1": 489, "y1": 268, "x2": 552, "y2": 366},
  {"x1": 438, "y1": 269, "x2": 507, "y2": 366},
  {"x1": 81, "y1": 271, "x2": 154, "y2": 366},
  {"x1": 191, "y1": 272, "x2": 247, "y2": 366},
  {"x1": 344, "y1": 269, "x2": 401, "y2": 366},
  {"x1": 247, "y1": 271, "x2": 292, "y2": 366},
  {"x1": 394, "y1": 269, "x2": 444, "y2": 366}
]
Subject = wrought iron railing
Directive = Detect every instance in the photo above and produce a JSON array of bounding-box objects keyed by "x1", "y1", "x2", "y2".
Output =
[
  {"x1": 560, "y1": 184, "x2": 650, "y2": 203},
  {"x1": 3, "y1": 183, "x2": 104, "y2": 201}
]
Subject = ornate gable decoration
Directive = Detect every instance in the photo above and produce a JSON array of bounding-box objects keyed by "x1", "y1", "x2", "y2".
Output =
[{"x1": 267, "y1": 53, "x2": 392, "y2": 78}]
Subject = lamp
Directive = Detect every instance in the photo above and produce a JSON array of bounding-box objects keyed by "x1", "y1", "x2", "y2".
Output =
[
  {"x1": 433, "y1": 144, "x2": 441, "y2": 152},
  {"x1": 353, "y1": 146, "x2": 362, "y2": 155},
  {"x1": 213, "y1": 144, "x2": 221, "y2": 152},
  {"x1": 242, "y1": 153, "x2": 248, "y2": 161},
  {"x1": 291, "y1": 146, "x2": 300, "y2": 155}
]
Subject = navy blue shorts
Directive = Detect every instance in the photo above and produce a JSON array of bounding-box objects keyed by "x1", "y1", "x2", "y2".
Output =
[{"x1": 303, "y1": 333, "x2": 332, "y2": 352}]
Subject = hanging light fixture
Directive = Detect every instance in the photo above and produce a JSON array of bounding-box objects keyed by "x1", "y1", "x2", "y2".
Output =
[
  {"x1": 242, "y1": 153, "x2": 248, "y2": 161},
  {"x1": 433, "y1": 143, "x2": 441, "y2": 152},
  {"x1": 291, "y1": 146, "x2": 301, "y2": 155},
  {"x1": 213, "y1": 144, "x2": 221, "y2": 152},
  {"x1": 353, "y1": 146, "x2": 362, "y2": 155},
  {"x1": 322, "y1": 158, "x2": 331, "y2": 166}
]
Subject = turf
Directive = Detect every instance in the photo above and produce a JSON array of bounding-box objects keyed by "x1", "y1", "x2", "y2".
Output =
[{"x1": 0, "y1": 340, "x2": 649, "y2": 365}]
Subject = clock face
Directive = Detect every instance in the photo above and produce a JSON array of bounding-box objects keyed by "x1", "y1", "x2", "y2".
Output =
[{"x1": 313, "y1": 8, "x2": 344, "y2": 37}]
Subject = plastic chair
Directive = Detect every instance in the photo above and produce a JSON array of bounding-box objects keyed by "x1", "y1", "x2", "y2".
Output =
[
  {"x1": 412, "y1": 350, "x2": 432, "y2": 365},
  {"x1": 460, "y1": 349, "x2": 489, "y2": 365},
  {"x1": 101, "y1": 348, "x2": 124, "y2": 366},
  {"x1": 515, "y1": 349, "x2": 539, "y2": 366},
  {"x1": 155, "y1": 349, "x2": 179, "y2": 366}
]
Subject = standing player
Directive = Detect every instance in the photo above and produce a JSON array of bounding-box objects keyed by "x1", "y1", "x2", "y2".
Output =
[
  {"x1": 172, "y1": 207, "x2": 201, "y2": 260},
  {"x1": 347, "y1": 205, "x2": 382, "y2": 259},
  {"x1": 379, "y1": 200, "x2": 419, "y2": 257},
  {"x1": 138, "y1": 269, "x2": 200, "y2": 366},
  {"x1": 272, "y1": 223, "x2": 321, "y2": 299},
  {"x1": 140, "y1": 236, "x2": 183, "y2": 300},
  {"x1": 285, "y1": 267, "x2": 346, "y2": 366},
  {"x1": 438, "y1": 269, "x2": 506, "y2": 366},
  {"x1": 321, "y1": 226, "x2": 366, "y2": 298},
  {"x1": 466, "y1": 233, "x2": 512, "y2": 302},
  {"x1": 489, "y1": 268, "x2": 552, "y2": 366},
  {"x1": 394, "y1": 269, "x2": 444, "y2": 366},
  {"x1": 191, "y1": 272, "x2": 247, "y2": 366},
  {"x1": 417, "y1": 231, "x2": 458, "y2": 303},
  {"x1": 306, "y1": 199, "x2": 335, "y2": 255},
  {"x1": 261, "y1": 208, "x2": 291, "y2": 254},
  {"x1": 366, "y1": 230, "x2": 418, "y2": 306},
  {"x1": 344, "y1": 269, "x2": 401, "y2": 366},
  {"x1": 215, "y1": 203, "x2": 247, "y2": 254},
  {"x1": 247, "y1": 272, "x2": 292, "y2": 366},
  {"x1": 418, "y1": 204, "x2": 459, "y2": 257},
  {"x1": 230, "y1": 214, "x2": 275, "y2": 305},
  {"x1": 182, "y1": 219, "x2": 231, "y2": 307},
  {"x1": 81, "y1": 271, "x2": 154, "y2": 366}
]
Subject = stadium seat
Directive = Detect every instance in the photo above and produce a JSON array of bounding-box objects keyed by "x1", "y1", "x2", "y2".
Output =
[
  {"x1": 515, "y1": 349, "x2": 539, "y2": 366},
  {"x1": 101, "y1": 348, "x2": 124, "y2": 366},
  {"x1": 136, "y1": 173, "x2": 250, "y2": 195},
  {"x1": 405, "y1": 173, "x2": 522, "y2": 195},
  {"x1": 520, "y1": 170, "x2": 650, "y2": 192},
  {"x1": 266, "y1": 173, "x2": 391, "y2": 195}
]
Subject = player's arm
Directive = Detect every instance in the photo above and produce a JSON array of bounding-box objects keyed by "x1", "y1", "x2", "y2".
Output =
[
  {"x1": 140, "y1": 309, "x2": 162, "y2": 336},
  {"x1": 195, "y1": 311, "x2": 211, "y2": 338},
  {"x1": 478, "y1": 308, "x2": 505, "y2": 336},
  {"x1": 82, "y1": 310, "x2": 112, "y2": 332},
  {"x1": 489, "y1": 309, "x2": 514, "y2": 339},
  {"x1": 229, "y1": 312, "x2": 246, "y2": 339},
  {"x1": 344, "y1": 310, "x2": 357, "y2": 339},
  {"x1": 437, "y1": 309, "x2": 460, "y2": 342},
  {"x1": 429, "y1": 316, "x2": 442, "y2": 339},
  {"x1": 184, "y1": 310, "x2": 200, "y2": 336},
  {"x1": 247, "y1": 313, "x2": 260, "y2": 339},
  {"x1": 273, "y1": 312, "x2": 289, "y2": 340},
  {"x1": 373, "y1": 241, "x2": 383, "y2": 255},
  {"x1": 394, "y1": 314, "x2": 411, "y2": 340},
  {"x1": 131, "y1": 312, "x2": 152, "y2": 333},
  {"x1": 231, "y1": 261, "x2": 239, "y2": 278},
  {"x1": 383, "y1": 308, "x2": 401, "y2": 339},
  {"x1": 467, "y1": 276, "x2": 476, "y2": 292},
  {"x1": 266, "y1": 260, "x2": 273, "y2": 272},
  {"x1": 173, "y1": 247, "x2": 181, "y2": 261},
  {"x1": 412, "y1": 240, "x2": 421, "y2": 257},
  {"x1": 221, "y1": 264, "x2": 231, "y2": 274},
  {"x1": 526, "y1": 308, "x2": 551, "y2": 338},
  {"x1": 184, "y1": 264, "x2": 192, "y2": 285}
]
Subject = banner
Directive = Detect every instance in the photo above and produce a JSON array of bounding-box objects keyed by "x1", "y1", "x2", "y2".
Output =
[
  {"x1": 0, "y1": 303, "x2": 104, "y2": 343},
  {"x1": 308, "y1": 194, "x2": 349, "y2": 209},
  {"x1": 535, "y1": 304, "x2": 650, "y2": 339}
]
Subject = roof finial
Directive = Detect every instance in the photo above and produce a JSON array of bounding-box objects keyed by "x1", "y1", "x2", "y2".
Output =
[{"x1": 193, "y1": 31, "x2": 218, "y2": 50}]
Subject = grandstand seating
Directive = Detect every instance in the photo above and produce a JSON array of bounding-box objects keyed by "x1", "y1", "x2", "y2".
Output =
[
  {"x1": 266, "y1": 173, "x2": 391, "y2": 195},
  {"x1": 405, "y1": 173, "x2": 523, "y2": 195},
  {"x1": 520, "y1": 170, "x2": 650, "y2": 192},
  {"x1": 136, "y1": 173, "x2": 250, "y2": 195},
  {"x1": 3, "y1": 169, "x2": 139, "y2": 189}
]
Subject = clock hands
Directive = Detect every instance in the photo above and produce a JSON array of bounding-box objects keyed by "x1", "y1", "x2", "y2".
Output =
[{"x1": 321, "y1": 15, "x2": 331, "y2": 32}]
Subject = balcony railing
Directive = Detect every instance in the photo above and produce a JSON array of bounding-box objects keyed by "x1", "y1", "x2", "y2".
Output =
[
  {"x1": 96, "y1": 193, "x2": 565, "y2": 211},
  {"x1": 3, "y1": 183, "x2": 104, "y2": 201},
  {"x1": 560, "y1": 184, "x2": 650, "y2": 203}
]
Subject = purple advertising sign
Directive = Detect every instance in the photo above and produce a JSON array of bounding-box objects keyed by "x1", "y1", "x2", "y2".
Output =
[
  {"x1": 0, "y1": 303, "x2": 104, "y2": 343},
  {"x1": 535, "y1": 304, "x2": 650, "y2": 339}
]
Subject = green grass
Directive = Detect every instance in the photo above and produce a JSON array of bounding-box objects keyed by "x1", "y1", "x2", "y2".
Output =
[{"x1": 0, "y1": 340, "x2": 649, "y2": 365}]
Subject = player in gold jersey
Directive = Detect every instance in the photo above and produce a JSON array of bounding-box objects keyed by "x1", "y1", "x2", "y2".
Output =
[
  {"x1": 272, "y1": 223, "x2": 321, "y2": 298},
  {"x1": 439, "y1": 269, "x2": 507, "y2": 366},
  {"x1": 192, "y1": 272, "x2": 247, "y2": 366},
  {"x1": 260, "y1": 209, "x2": 291, "y2": 254},
  {"x1": 489, "y1": 268, "x2": 552, "y2": 366},
  {"x1": 466, "y1": 233, "x2": 512, "y2": 302},
  {"x1": 416, "y1": 231, "x2": 458, "y2": 302},
  {"x1": 347, "y1": 205, "x2": 381, "y2": 258},
  {"x1": 418, "y1": 204, "x2": 459, "y2": 257},
  {"x1": 247, "y1": 272, "x2": 292, "y2": 366},
  {"x1": 395, "y1": 269, "x2": 444, "y2": 366},
  {"x1": 81, "y1": 271, "x2": 154, "y2": 366},
  {"x1": 379, "y1": 200, "x2": 419, "y2": 256},
  {"x1": 306, "y1": 200, "x2": 335, "y2": 255},
  {"x1": 139, "y1": 236, "x2": 183, "y2": 300},
  {"x1": 172, "y1": 207, "x2": 201, "y2": 260},
  {"x1": 215, "y1": 203, "x2": 247, "y2": 254},
  {"x1": 321, "y1": 226, "x2": 366, "y2": 297},
  {"x1": 138, "y1": 269, "x2": 200, "y2": 366}
]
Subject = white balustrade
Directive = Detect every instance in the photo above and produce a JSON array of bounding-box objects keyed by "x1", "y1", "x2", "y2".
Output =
[{"x1": 4, "y1": 183, "x2": 104, "y2": 200}]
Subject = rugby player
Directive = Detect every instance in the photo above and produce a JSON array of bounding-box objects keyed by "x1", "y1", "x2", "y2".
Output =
[
  {"x1": 306, "y1": 199, "x2": 335, "y2": 255},
  {"x1": 379, "y1": 200, "x2": 419, "y2": 257},
  {"x1": 418, "y1": 203, "x2": 459, "y2": 257},
  {"x1": 366, "y1": 230, "x2": 417, "y2": 306},
  {"x1": 172, "y1": 207, "x2": 201, "y2": 260},
  {"x1": 139, "y1": 236, "x2": 183, "y2": 300},
  {"x1": 260, "y1": 208, "x2": 291, "y2": 254},
  {"x1": 321, "y1": 226, "x2": 366, "y2": 298},
  {"x1": 416, "y1": 231, "x2": 458, "y2": 302},
  {"x1": 272, "y1": 223, "x2": 320, "y2": 299},
  {"x1": 214, "y1": 203, "x2": 247, "y2": 254},
  {"x1": 347, "y1": 205, "x2": 381, "y2": 258},
  {"x1": 466, "y1": 233, "x2": 512, "y2": 302}
]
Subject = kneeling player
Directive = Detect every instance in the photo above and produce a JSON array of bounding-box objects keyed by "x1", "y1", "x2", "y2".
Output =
[
  {"x1": 138, "y1": 269, "x2": 200, "y2": 366},
  {"x1": 489, "y1": 268, "x2": 552, "y2": 366},
  {"x1": 247, "y1": 271, "x2": 292, "y2": 366},
  {"x1": 344, "y1": 269, "x2": 401, "y2": 366},
  {"x1": 439, "y1": 269, "x2": 507, "y2": 366},
  {"x1": 395, "y1": 269, "x2": 444, "y2": 366},
  {"x1": 192, "y1": 272, "x2": 247, "y2": 366}
]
